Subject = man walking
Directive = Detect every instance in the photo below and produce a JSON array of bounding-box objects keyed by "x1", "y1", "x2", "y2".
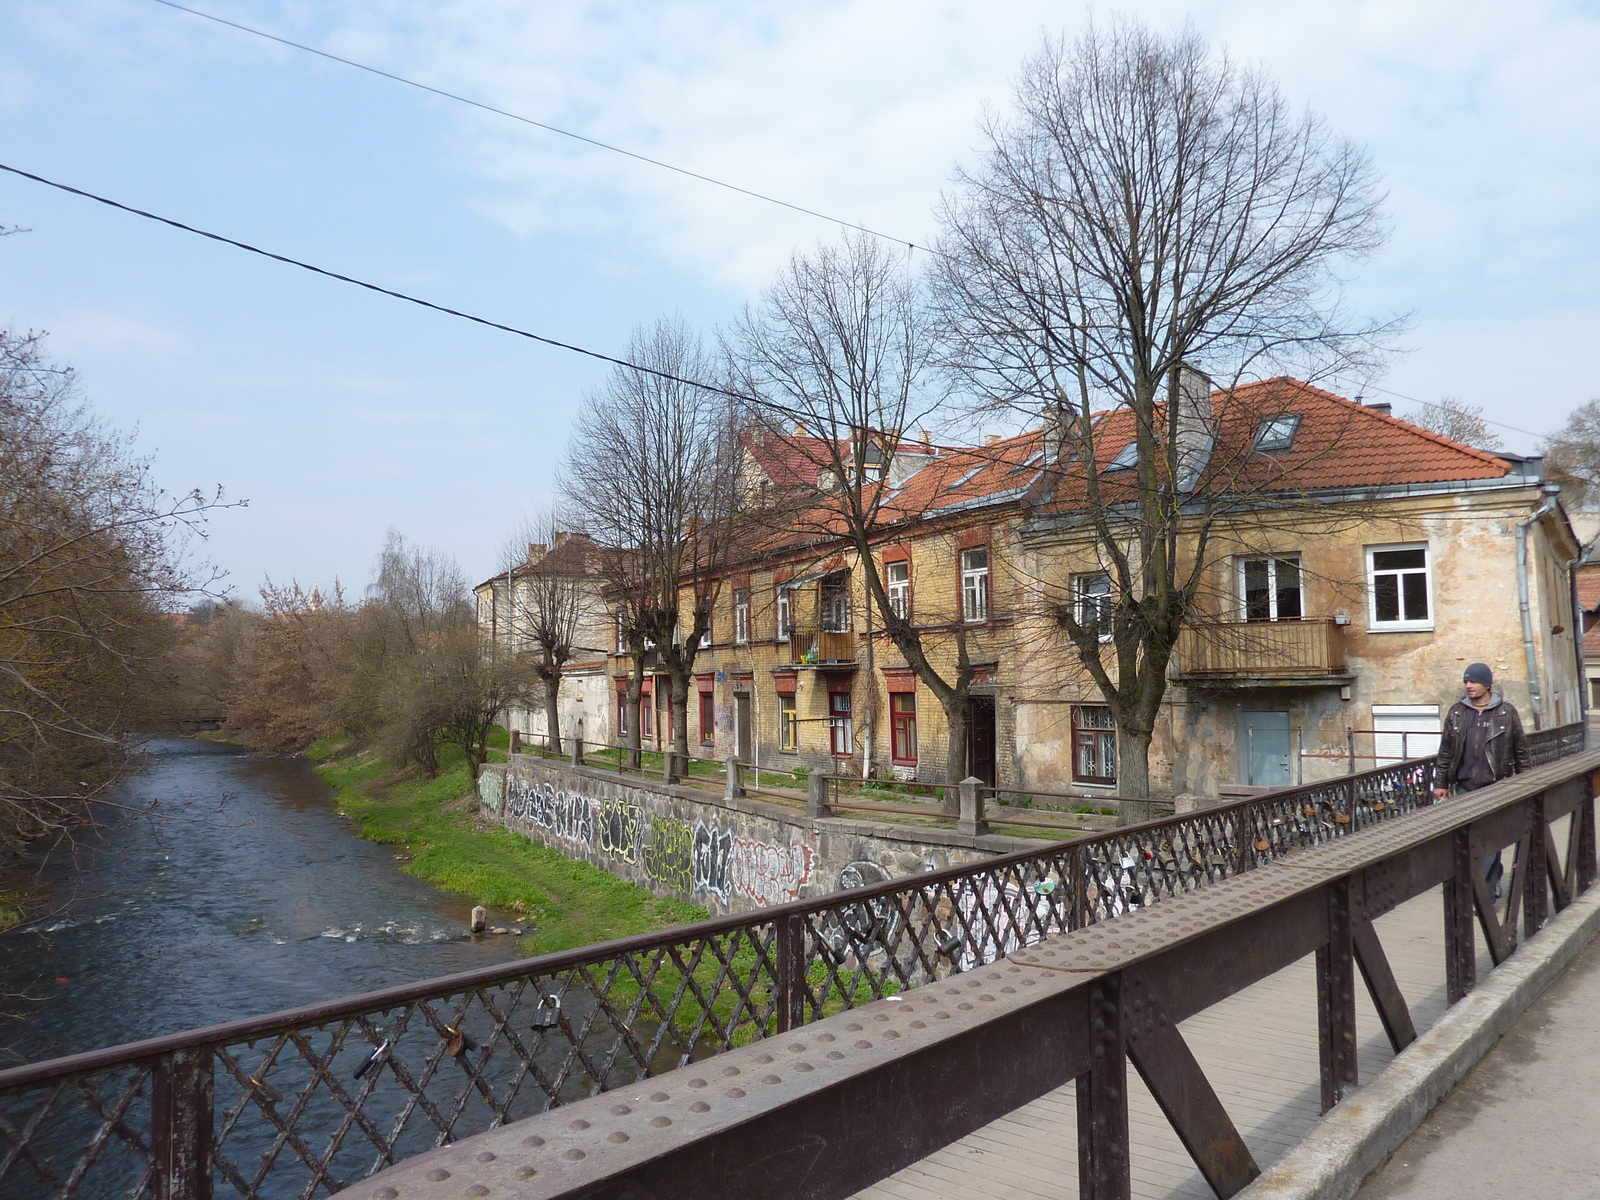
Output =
[{"x1": 1432, "y1": 663, "x2": 1530, "y2": 897}]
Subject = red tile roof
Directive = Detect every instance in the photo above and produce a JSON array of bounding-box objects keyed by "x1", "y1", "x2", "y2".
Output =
[{"x1": 1033, "y1": 377, "x2": 1511, "y2": 514}]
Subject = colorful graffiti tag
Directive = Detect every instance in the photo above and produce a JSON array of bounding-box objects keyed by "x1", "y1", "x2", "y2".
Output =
[{"x1": 500, "y1": 768, "x2": 815, "y2": 907}]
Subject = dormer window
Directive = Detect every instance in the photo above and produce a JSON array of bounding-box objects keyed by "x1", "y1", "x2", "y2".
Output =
[
  {"x1": 1102, "y1": 441, "x2": 1139, "y2": 472},
  {"x1": 1252, "y1": 414, "x2": 1301, "y2": 452}
]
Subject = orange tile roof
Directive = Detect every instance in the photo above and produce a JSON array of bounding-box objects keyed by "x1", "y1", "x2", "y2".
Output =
[{"x1": 1033, "y1": 377, "x2": 1511, "y2": 514}]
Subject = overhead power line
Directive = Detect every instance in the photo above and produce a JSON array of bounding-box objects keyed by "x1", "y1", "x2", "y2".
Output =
[
  {"x1": 0, "y1": 161, "x2": 758, "y2": 405},
  {"x1": 146, "y1": 0, "x2": 932, "y2": 258},
  {"x1": 1365, "y1": 385, "x2": 1552, "y2": 444}
]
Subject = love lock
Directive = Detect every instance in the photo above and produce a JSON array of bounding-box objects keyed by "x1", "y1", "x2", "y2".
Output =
[
  {"x1": 443, "y1": 1026, "x2": 478, "y2": 1058},
  {"x1": 531, "y1": 995, "x2": 562, "y2": 1031},
  {"x1": 934, "y1": 928, "x2": 963, "y2": 958}
]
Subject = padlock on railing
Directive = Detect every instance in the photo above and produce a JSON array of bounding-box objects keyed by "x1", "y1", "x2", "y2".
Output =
[{"x1": 531, "y1": 995, "x2": 562, "y2": 1031}]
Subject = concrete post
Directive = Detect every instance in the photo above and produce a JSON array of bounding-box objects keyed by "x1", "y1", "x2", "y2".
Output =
[
  {"x1": 570, "y1": 736, "x2": 584, "y2": 767},
  {"x1": 958, "y1": 777, "x2": 989, "y2": 837},
  {"x1": 509, "y1": 729, "x2": 521, "y2": 755},
  {"x1": 663, "y1": 749, "x2": 679, "y2": 786},
  {"x1": 807, "y1": 772, "x2": 830, "y2": 819},
  {"x1": 725, "y1": 756, "x2": 745, "y2": 801},
  {"x1": 469, "y1": 906, "x2": 487, "y2": 934}
]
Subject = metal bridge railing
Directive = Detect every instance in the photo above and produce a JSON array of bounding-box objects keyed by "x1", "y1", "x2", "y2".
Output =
[{"x1": 0, "y1": 722, "x2": 1584, "y2": 1199}]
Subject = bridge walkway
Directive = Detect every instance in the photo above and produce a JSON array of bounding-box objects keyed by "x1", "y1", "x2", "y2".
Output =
[
  {"x1": 1354, "y1": 908, "x2": 1600, "y2": 1199},
  {"x1": 854, "y1": 881, "x2": 1487, "y2": 1200}
]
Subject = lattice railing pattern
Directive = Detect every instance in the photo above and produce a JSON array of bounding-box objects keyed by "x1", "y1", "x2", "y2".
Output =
[{"x1": 1, "y1": 722, "x2": 1582, "y2": 1199}]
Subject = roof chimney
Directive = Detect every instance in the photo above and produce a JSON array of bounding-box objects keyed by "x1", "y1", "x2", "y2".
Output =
[
  {"x1": 793, "y1": 421, "x2": 808, "y2": 437},
  {"x1": 1365, "y1": 400, "x2": 1392, "y2": 417},
  {"x1": 1173, "y1": 363, "x2": 1215, "y2": 492},
  {"x1": 984, "y1": 434, "x2": 1001, "y2": 446},
  {"x1": 527, "y1": 543, "x2": 547, "y2": 563},
  {"x1": 919, "y1": 430, "x2": 932, "y2": 446}
]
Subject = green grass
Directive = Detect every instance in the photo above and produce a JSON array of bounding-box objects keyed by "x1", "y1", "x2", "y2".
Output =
[{"x1": 308, "y1": 737, "x2": 705, "y2": 954}]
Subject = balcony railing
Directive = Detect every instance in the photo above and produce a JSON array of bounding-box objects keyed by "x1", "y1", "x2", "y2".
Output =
[
  {"x1": 790, "y1": 629, "x2": 856, "y2": 666},
  {"x1": 1173, "y1": 617, "x2": 1346, "y2": 678}
]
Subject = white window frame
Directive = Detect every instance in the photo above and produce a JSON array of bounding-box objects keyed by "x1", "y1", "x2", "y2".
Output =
[
  {"x1": 961, "y1": 548, "x2": 990, "y2": 622},
  {"x1": 1366, "y1": 543, "x2": 1434, "y2": 632},
  {"x1": 776, "y1": 586, "x2": 791, "y2": 642},
  {"x1": 1236, "y1": 554, "x2": 1303, "y2": 623},
  {"x1": 885, "y1": 560, "x2": 910, "y2": 620},
  {"x1": 1073, "y1": 572, "x2": 1113, "y2": 642},
  {"x1": 733, "y1": 589, "x2": 750, "y2": 645}
]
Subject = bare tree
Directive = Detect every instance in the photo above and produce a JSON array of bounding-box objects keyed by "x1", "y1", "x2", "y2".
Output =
[
  {"x1": 934, "y1": 20, "x2": 1395, "y2": 799},
  {"x1": 1406, "y1": 396, "x2": 1502, "y2": 450},
  {"x1": 1545, "y1": 398, "x2": 1600, "y2": 505},
  {"x1": 727, "y1": 232, "x2": 981, "y2": 803},
  {"x1": 0, "y1": 328, "x2": 229, "y2": 848},
  {"x1": 496, "y1": 513, "x2": 602, "y2": 756},
  {"x1": 564, "y1": 317, "x2": 743, "y2": 779}
]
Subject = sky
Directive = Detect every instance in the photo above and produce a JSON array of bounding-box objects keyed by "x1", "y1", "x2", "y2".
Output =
[{"x1": 2, "y1": 0, "x2": 1598, "y2": 599}]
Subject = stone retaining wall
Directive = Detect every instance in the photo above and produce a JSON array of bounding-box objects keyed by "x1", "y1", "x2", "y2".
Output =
[{"x1": 478, "y1": 755, "x2": 1047, "y2": 917}]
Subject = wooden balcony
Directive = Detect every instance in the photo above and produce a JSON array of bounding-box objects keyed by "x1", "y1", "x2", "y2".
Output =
[
  {"x1": 790, "y1": 630, "x2": 857, "y2": 667},
  {"x1": 1173, "y1": 618, "x2": 1348, "y2": 684}
]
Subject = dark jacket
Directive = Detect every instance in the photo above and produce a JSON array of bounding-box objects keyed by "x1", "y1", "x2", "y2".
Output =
[{"x1": 1435, "y1": 692, "x2": 1530, "y2": 789}]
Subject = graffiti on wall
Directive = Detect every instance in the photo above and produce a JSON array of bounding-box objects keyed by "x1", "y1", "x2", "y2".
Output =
[
  {"x1": 500, "y1": 768, "x2": 817, "y2": 908},
  {"x1": 692, "y1": 822, "x2": 733, "y2": 902},
  {"x1": 641, "y1": 817, "x2": 693, "y2": 894},
  {"x1": 477, "y1": 769, "x2": 503, "y2": 818},
  {"x1": 953, "y1": 878, "x2": 1057, "y2": 972},
  {"x1": 598, "y1": 797, "x2": 644, "y2": 864},
  {"x1": 506, "y1": 776, "x2": 596, "y2": 847}
]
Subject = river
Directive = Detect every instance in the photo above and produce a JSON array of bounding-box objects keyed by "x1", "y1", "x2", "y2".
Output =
[{"x1": 0, "y1": 738, "x2": 526, "y2": 1066}]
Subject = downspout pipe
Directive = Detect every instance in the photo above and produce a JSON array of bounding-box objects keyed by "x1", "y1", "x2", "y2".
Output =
[
  {"x1": 1571, "y1": 535, "x2": 1598, "y2": 724},
  {"x1": 1516, "y1": 483, "x2": 1563, "y2": 729}
]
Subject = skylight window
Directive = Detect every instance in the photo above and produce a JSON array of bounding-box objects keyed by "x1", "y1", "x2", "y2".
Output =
[
  {"x1": 1252, "y1": 414, "x2": 1301, "y2": 452},
  {"x1": 1102, "y1": 440, "x2": 1139, "y2": 472}
]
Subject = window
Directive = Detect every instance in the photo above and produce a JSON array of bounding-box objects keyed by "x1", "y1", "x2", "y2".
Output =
[
  {"x1": 1252, "y1": 414, "x2": 1301, "y2": 452},
  {"x1": 1072, "y1": 706, "x2": 1117, "y2": 784},
  {"x1": 961, "y1": 548, "x2": 990, "y2": 622},
  {"x1": 699, "y1": 692, "x2": 715, "y2": 746},
  {"x1": 1103, "y1": 440, "x2": 1139, "y2": 472},
  {"x1": 616, "y1": 619, "x2": 627, "y2": 654},
  {"x1": 776, "y1": 587, "x2": 792, "y2": 641},
  {"x1": 1240, "y1": 555, "x2": 1302, "y2": 622},
  {"x1": 890, "y1": 692, "x2": 918, "y2": 765},
  {"x1": 821, "y1": 575, "x2": 851, "y2": 632},
  {"x1": 886, "y1": 560, "x2": 910, "y2": 620},
  {"x1": 1372, "y1": 704, "x2": 1440, "y2": 767},
  {"x1": 779, "y1": 695, "x2": 798, "y2": 751},
  {"x1": 733, "y1": 589, "x2": 750, "y2": 644},
  {"x1": 640, "y1": 689, "x2": 655, "y2": 742},
  {"x1": 1368, "y1": 545, "x2": 1431, "y2": 629},
  {"x1": 828, "y1": 691, "x2": 853, "y2": 757},
  {"x1": 1074, "y1": 573, "x2": 1113, "y2": 640},
  {"x1": 616, "y1": 689, "x2": 630, "y2": 737}
]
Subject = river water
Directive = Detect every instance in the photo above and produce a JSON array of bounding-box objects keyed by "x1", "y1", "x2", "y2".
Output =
[{"x1": 0, "y1": 738, "x2": 525, "y2": 1066}]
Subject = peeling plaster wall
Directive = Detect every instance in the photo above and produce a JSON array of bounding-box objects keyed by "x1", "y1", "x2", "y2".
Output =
[
  {"x1": 478, "y1": 755, "x2": 1041, "y2": 917},
  {"x1": 1012, "y1": 485, "x2": 1582, "y2": 799}
]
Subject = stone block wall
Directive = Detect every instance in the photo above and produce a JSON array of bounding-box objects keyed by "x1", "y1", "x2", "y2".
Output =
[{"x1": 477, "y1": 754, "x2": 1044, "y2": 917}]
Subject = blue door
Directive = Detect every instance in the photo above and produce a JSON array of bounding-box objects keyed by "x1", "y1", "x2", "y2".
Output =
[{"x1": 1241, "y1": 710, "x2": 1292, "y2": 787}]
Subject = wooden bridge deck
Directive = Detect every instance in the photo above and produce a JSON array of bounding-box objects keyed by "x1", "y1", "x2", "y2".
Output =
[{"x1": 853, "y1": 883, "x2": 1484, "y2": 1200}]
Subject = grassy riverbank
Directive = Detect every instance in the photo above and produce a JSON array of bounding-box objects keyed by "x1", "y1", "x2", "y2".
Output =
[{"x1": 308, "y1": 736, "x2": 706, "y2": 954}]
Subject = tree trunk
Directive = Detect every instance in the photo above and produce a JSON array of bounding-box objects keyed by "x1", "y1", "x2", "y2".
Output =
[
  {"x1": 940, "y1": 689, "x2": 969, "y2": 815},
  {"x1": 1117, "y1": 726, "x2": 1154, "y2": 825},
  {"x1": 542, "y1": 670, "x2": 563, "y2": 758},
  {"x1": 625, "y1": 655, "x2": 644, "y2": 770},
  {"x1": 669, "y1": 675, "x2": 691, "y2": 782}
]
